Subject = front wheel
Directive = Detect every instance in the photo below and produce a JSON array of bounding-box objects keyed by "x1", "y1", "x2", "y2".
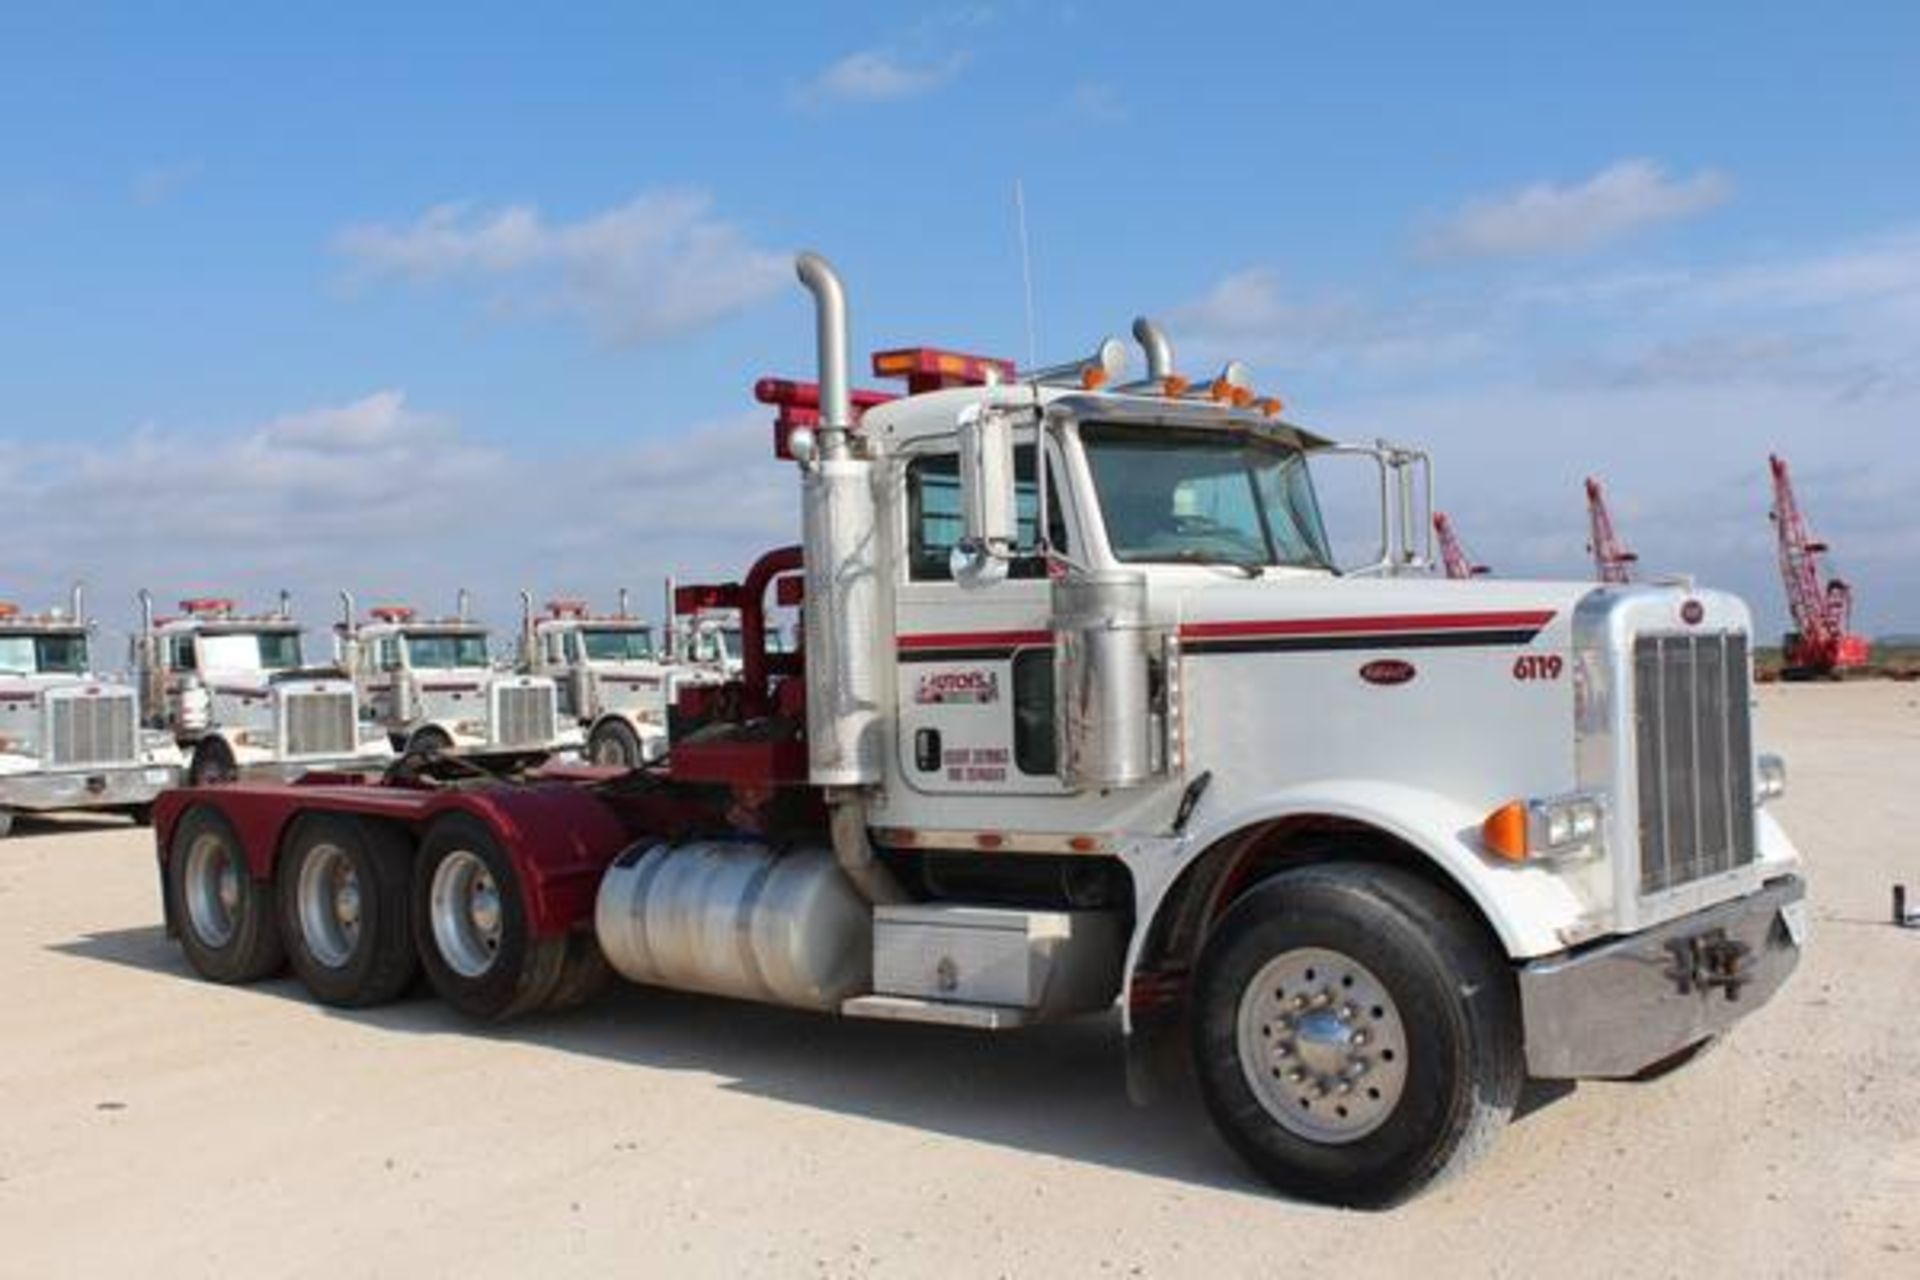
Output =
[
  {"x1": 411, "y1": 814, "x2": 564, "y2": 1020},
  {"x1": 586, "y1": 719, "x2": 644, "y2": 768},
  {"x1": 188, "y1": 739, "x2": 238, "y2": 786},
  {"x1": 1191, "y1": 863, "x2": 1522, "y2": 1208}
]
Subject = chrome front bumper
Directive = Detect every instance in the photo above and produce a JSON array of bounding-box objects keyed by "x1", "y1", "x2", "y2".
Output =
[
  {"x1": 0, "y1": 763, "x2": 180, "y2": 811},
  {"x1": 1519, "y1": 876, "x2": 1805, "y2": 1078}
]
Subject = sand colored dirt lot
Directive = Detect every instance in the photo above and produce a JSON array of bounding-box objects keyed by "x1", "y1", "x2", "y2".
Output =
[{"x1": 1, "y1": 683, "x2": 1915, "y2": 1278}]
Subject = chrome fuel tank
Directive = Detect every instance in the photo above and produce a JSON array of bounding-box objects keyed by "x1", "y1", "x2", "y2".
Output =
[{"x1": 594, "y1": 841, "x2": 872, "y2": 1010}]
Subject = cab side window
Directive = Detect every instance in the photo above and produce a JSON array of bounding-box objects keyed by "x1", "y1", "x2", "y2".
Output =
[
  {"x1": 906, "y1": 445, "x2": 1070, "y2": 582},
  {"x1": 168, "y1": 636, "x2": 196, "y2": 671}
]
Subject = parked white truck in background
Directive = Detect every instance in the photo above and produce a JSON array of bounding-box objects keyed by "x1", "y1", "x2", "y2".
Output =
[
  {"x1": 337, "y1": 592, "x2": 579, "y2": 759},
  {"x1": 0, "y1": 586, "x2": 180, "y2": 834},
  {"x1": 135, "y1": 593, "x2": 391, "y2": 785},
  {"x1": 518, "y1": 593, "x2": 670, "y2": 768}
]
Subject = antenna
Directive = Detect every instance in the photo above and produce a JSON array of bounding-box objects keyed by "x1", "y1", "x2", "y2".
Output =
[{"x1": 1013, "y1": 178, "x2": 1038, "y2": 370}]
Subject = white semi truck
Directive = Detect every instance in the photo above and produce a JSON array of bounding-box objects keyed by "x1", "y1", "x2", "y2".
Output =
[
  {"x1": 517, "y1": 593, "x2": 670, "y2": 767},
  {"x1": 135, "y1": 593, "x2": 391, "y2": 785},
  {"x1": 337, "y1": 593, "x2": 579, "y2": 759},
  {"x1": 0, "y1": 587, "x2": 181, "y2": 834},
  {"x1": 153, "y1": 254, "x2": 1804, "y2": 1206}
]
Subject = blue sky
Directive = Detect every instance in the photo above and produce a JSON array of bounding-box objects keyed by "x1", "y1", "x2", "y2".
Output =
[{"x1": 3, "y1": 1, "x2": 1917, "y2": 642}]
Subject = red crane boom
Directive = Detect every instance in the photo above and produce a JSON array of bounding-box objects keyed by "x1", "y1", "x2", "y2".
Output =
[
  {"x1": 1584, "y1": 477, "x2": 1638, "y2": 585},
  {"x1": 1432, "y1": 512, "x2": 1490, "y2": 579},
  {"x1": 1768, "y1": 453, "x2": 1870, "y2": 676}
]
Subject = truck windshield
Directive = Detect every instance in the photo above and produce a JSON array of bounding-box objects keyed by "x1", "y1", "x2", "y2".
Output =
[
  {"x1": 405, "y1": 632, "x2": 491, "y2": 669},
  {"x1": 0, "y1": 633, "x2": 89, "y2": 675},
  {"x1": 200, "y1": 631, "x2": 303, "y2": 673},
  {"x1": 1080, "y1": 422, "x2": 1333, "y2": 570},
  {"x1": 581, "y1": 628, "x2": 654, "y2": 662}
]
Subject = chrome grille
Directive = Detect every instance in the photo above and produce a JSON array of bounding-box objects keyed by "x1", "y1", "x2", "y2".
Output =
[
  {"x1": 49, "y1": 690, "x2": 139, "y2": 766},
  {"x1": 493, "y1": 684, "x2": 556, "y2": 748},
  {"x1": 1633, "y1": 633, "x2": 1755, "y2": 895},
  {"x1": 284, "y1": 689, "x2": 356, "y2": 758}
]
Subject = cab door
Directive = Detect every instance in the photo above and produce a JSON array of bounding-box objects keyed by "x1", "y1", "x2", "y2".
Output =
[{"x1": 894, "y1": 442, "x2": 1072, "y2": 798}]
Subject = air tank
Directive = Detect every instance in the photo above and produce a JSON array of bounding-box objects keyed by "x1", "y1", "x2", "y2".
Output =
[{"x1": 594, "y1": 841, "x2": 872, "y2": 1010}]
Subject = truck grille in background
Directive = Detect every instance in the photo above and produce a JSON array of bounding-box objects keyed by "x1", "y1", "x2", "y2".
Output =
[
  {"x1": 1633, "y1": 633, "x2": 1756, "y2": 895},
  {"x1": 494, "y1": 685, "x2": 556, "y2": 748},
  {"x1": 49, "y1": 691, "x2": 138, "y2": 766},
  {"x1": 284, "y1": 690, "x2": 356, "y2": 758}
]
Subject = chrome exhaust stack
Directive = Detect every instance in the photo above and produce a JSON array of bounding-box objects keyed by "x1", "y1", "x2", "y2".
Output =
[
  {"x1": 796, "y1": 251, "x2": 852, "y2": 460},
  {"x1": 69, "y1": 581, "x2": 85, "y2": 626},
  {"x1": 662, "y1": 575, "x2": 677, "y2": 661},
  {"x1": 792, "y1": 251, "x2": 902, "y2": 904},
  {"x1": 336, "y1": 591, "x2": 358, "y2": 673},
  {"x1": 1117, "y1": 317, "x2": 1187, "y2": 395}
]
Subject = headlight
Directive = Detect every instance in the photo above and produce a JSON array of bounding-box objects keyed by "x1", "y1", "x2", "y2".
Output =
[
  {"x1": 1757, "y1": 753, "x2": 1787, "y2": 804},
  {"x1": 1483, "y1": 791, "x2": 1607, "y2": 861},
  {"x1": 1528, "y1": 793, "x2": 1605, "y2": 855}
]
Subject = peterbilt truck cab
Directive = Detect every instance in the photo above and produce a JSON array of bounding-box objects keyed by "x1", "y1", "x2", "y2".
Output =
[
  {"x1": 151, "y1": 253, "x2": 1803, "y2": 1208},
  {"x1": 135, "y1": 593, "x2": 391, "y2": 785},
  {"x1": 338, "y1": 595, "x2": 579, "y2": 759},
  {"x1": 0, "y1": 587, "x2": 181, "y2": 835},
  {"x1": 517, "y1": 594, "x2": 670, "y2": 767}
]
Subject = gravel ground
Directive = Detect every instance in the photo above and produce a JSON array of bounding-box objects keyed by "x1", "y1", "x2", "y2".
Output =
[{"x1": 1, "y1": 683, "x2": 1914, "y2": 1278}]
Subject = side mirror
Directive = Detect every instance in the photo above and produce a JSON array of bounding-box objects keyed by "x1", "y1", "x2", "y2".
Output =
[{"x1": 954, "y1": 405, "x2": 1018, "y2": 589}]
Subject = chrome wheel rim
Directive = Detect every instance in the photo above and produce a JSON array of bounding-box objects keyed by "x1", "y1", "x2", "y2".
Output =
[
  {"x1": 296, "y1": 843, "x2": 362, "y2": 968},
  {"x1": 1235, "y1": 946, "x2": 1409, "y2": 1144},
  {"x1": 590, "y1": 734, "x2": 628, "y2": 766},
  {"x1": 430, "y1": 849, "x2": 503, "y2": 978},
  {"x1": 184, "y1": 832, "x2": 243, "y2": 948}
]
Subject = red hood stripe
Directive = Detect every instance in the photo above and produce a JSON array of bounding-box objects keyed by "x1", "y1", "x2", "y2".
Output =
[
  {"x1": 1180, "y1": 610, "x2": 1554, "y2": 640},
  {"x1": 899, "y1": 629, "x2": 1055, "y2": 650}
]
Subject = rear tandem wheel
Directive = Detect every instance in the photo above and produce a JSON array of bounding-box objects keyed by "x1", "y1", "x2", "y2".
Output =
[
  {"x1": 166, "y1": 805, "x2": 284, "y2": 983},
  {"x1": 276, "y1": 813, "x2": 418, "y2": 1007},
  {"x1": 411, "y1": 813, "x2": 567, "y2": 1021}
]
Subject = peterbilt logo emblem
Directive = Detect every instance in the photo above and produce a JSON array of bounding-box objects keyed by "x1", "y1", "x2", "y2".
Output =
[
  {"x1": 1680, "y1": 599, "x2": 1705, "y2": 625},
  {"x1": 1359, "y1": 659, "x2": 1416, "y2": 686}
]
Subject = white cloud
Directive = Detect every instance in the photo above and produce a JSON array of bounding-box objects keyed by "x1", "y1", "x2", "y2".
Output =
[
  {"x1": 1418, "y1": 159, "x2": 1731, "y2": 260},
  {"x1": 334, "y1": 190, "x2": 788, "y2": 344},
  {"x1": 1171, "y1": 268, "x2": 1487, "y2": 379},
  {"x1": 796, "y1": 50, "x2": 969, "y2": 104}
]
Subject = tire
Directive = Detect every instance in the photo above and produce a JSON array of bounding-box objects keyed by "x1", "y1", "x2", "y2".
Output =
[
  {"x1": 411, "y1": 813, "x2": 564, "y2": 1020},
  {"x1": 1191, "y1": 863, "x2": 1522, "y2": 1208},
  {"x1": 405, "y1": 726, "x2": 454, "y2": 758},
  {"x1": 276, "y1": 814, "x2": 419, "y2": 1007},
  {"x1": 189, "y1": 739, "x2": 238, "y2": 786},
  {"x1": 586, "y1": 719, "x2": 643, "y2": 768},
  {"x1": 166, "y1": 805, "x2": 285, "y2": 983}
]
